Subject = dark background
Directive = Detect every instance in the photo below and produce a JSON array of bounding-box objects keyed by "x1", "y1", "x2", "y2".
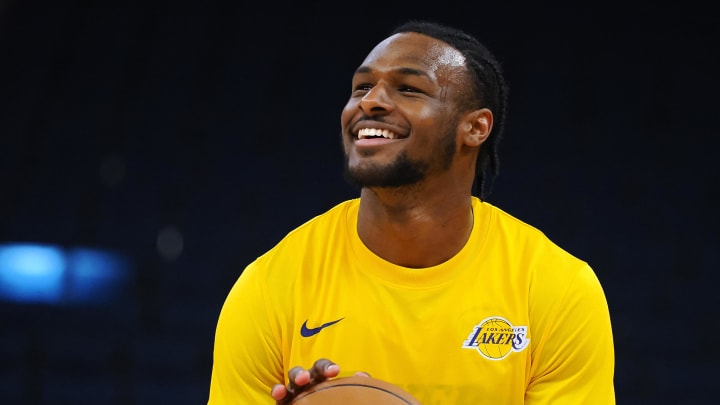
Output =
[{"x1": 0, "y1": 2, "x2": 717, "y2": 404}]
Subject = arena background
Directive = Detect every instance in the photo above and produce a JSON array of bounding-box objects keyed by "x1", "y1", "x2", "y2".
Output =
[{"x1": 0, "y1": 2, "x2": 717, "y2": 404}]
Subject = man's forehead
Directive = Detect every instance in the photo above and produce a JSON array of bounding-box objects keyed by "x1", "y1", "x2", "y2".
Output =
[{"x1": 363, "y1": 32, "x2": 467, "y2": 71}]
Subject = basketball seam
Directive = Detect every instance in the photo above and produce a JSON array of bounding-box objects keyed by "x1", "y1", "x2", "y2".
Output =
[{"x1": 308, "y1": 382, "x2": 412, "y2": 404}]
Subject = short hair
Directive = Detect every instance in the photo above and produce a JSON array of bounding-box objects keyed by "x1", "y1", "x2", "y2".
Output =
[{"x1": 390, "y1": 20, "x2": 509, "y2": 200}]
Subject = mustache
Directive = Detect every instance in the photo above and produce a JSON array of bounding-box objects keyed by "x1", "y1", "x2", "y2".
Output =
[{"x1": 355, "y1": 115, "x2": 392, "y2": 125}]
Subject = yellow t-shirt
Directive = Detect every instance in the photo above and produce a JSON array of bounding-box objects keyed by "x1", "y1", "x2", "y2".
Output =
[{"x1": 208, "y1": 197, "x2": 615, "y2": 404}]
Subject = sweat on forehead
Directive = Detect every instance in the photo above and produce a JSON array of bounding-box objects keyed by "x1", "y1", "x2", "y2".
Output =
[{"x1": 366, "y1": 32, "x2": 468, "y2": 71}]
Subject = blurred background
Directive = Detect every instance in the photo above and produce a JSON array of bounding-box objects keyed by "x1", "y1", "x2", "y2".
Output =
[{"x1": 0, "y1": 2, "x2": 717, "y2": 404}]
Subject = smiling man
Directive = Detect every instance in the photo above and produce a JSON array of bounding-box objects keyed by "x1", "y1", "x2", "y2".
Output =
[{"x1": 208, "y1": 20, "x2": 615, "y2": 405}]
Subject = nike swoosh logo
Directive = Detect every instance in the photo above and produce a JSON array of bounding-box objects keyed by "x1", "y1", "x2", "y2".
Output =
[{"x1": 300, "y1": 318, "x2": 344, "y2": 337}]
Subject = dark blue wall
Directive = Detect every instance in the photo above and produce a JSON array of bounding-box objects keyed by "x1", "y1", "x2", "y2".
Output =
[{"x1": 1, "y1": 2, "x2": 717, "y2": 404}]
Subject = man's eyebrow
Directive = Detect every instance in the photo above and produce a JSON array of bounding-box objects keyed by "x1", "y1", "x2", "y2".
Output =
[{"x1": 354, "y1": 66, "x2": 430, "y2": 79}]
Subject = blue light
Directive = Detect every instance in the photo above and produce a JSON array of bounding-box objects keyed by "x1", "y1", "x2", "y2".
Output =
[
  {"x1": 0, "y1": 243, "x2": 133, "y2": 305},
  {"x1": 66, "y1": 248, "x2": 131, "y2": 303},
  {"x1": 0, "y1": 244, "x2": 66, "y2": 303}
]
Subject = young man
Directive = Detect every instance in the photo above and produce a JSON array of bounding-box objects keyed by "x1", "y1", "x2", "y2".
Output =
[{"x1": 208, "y1": 20, "x2": 615, "y2": 404}]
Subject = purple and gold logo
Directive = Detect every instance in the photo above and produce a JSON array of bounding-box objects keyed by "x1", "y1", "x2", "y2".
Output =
[{"x1": 462, "y1": 316, "x2": 529, "y2": 360}]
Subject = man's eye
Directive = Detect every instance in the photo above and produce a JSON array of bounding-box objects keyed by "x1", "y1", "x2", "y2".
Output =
[
  {"x1": 399, "y1": 86, "x2": 421, "y2": 93},
  {"x1": 355, "y1": 84, "x2": 373, "y2": 91}
]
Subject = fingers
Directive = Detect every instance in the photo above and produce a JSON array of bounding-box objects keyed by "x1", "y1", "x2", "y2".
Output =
[
  {"x1": 271, "y1": 359, "x2": 341, "y2": 404},
  {"x1": 271, "y1": 366, "x2": 310, "y2": 404},
  {"x1": 280, "y1": 366, "x2": 310, "y2": 402},
  {"x1": 271, "y1": 359, "x2": 369, "y2": 405},
  {"x1": 270, "y1": 384, "x2": 289, "y2": 403},
  {"x1": 288, "y1": 366, "x2": 311, "y2": 387},
  {"x1": 309, "y1": 358, "x2": 340, "y2": 383}
]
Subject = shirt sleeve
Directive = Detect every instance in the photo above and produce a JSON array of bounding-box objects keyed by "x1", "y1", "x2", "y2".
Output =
[
  {"x1": 208, "y1": 261, "x2": 284, "y2": 404},
  {"x1": 525, "y1": 263, "x2": 615, "y2": 404}
]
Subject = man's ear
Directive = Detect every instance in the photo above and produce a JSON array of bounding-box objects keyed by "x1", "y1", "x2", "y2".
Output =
[{"x1": 461, "y1": 108, "x2": 493, "y2": 147}]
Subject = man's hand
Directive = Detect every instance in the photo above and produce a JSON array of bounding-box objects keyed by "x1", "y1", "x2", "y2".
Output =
[
  {"x1": 270, "y1": 358, "x2": 370, "y2": 404},
  {"x1": 270, "y1": 359, "x2": 340, "y2": 404}
]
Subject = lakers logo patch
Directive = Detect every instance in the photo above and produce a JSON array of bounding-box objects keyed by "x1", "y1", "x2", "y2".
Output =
[{"x1": 462, "y1": 316, "x2": 529, "y2": 360}]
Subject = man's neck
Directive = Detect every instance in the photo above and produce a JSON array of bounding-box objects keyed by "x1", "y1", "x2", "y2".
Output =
[{"x1": 356, "y1": 188, "x2": 474, "y2": 268}]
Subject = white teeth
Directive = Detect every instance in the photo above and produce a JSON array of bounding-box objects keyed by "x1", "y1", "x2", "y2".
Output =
[{"x1": 358, "y1": 128, "x2": 396, "y2": 140}]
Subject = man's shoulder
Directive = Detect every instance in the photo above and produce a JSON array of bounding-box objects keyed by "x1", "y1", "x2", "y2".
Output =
[
  {"x1": 477, "y1": 199, "x2": 585, "y2": 264},
  {"x1": 476, "y1": 199, "x2": 546, "y2": 237},
  {"x1": 262, "y1": 199, "x2": 358, "y2": 252},
  {"x1": 290, "y1": 198, "x2": 358, "y2": 233}
]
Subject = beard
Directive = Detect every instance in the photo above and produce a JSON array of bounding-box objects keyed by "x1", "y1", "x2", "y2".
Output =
[
  {"x1": 343, "y1": 151, "x2": 427, "y2": 189},
  {"x1": 342, "y1": 128, "x2": 456, "y2": 189}
]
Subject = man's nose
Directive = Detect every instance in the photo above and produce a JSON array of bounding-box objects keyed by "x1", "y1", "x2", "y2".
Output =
[{"x1": 359, "y1": 84, "x2": 393, "y2": 115}]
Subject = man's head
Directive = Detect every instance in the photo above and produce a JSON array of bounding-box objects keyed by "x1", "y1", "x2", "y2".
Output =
[{"x1": 340, "y1": 20, "x2": 508, "y2": 200}]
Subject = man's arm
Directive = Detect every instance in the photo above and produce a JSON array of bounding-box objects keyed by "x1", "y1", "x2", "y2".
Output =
[
  {"x1": 526, "y1": 264, "x2": 615, "y2": 404},
  {"x1": 208, "y1": 262, "x2": 284, "y2": 404}
]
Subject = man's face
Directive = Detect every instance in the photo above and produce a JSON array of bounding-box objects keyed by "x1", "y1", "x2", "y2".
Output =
[{"x1": 340, "y1": 32, "x2": 470, "y2": 189}]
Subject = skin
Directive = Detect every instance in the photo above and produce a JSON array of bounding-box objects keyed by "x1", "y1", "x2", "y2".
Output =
[{"x1": 271, "y1": 32, "x2": 493, "y2": 403}]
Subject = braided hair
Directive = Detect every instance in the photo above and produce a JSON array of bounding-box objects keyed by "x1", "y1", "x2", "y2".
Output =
[{"x1": 390, "y1": 20, "x2": 509, "y2": 200}]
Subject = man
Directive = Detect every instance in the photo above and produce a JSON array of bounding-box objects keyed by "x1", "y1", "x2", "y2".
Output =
[{"x1": 208, "y1": 20, "x2": 615, "y2": 404}]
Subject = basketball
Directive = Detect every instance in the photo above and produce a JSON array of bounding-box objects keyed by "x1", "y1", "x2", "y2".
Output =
[{"x1": 290, "y1": 376, "x2": 421, "y2": 404}]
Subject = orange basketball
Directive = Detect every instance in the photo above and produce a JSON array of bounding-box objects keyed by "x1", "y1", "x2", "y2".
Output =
[{"x1": 290, "y1": 376, "x2": 421, "y2": 405}]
